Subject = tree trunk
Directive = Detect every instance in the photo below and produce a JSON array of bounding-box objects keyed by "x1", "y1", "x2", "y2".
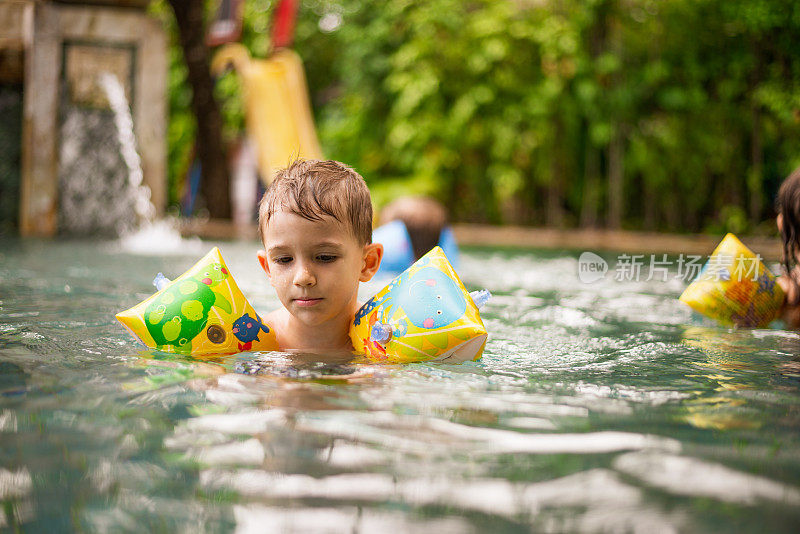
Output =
[
  {"x1": 168, "y1": 0, "x2": 231, "y2": 219},
  {"x1": 605, "y1": 2, "x2": 624, "y2": 230},
  {"x1": 664, "y1": 177, "x2": 680, "y2": 230},
  {"x1": 642, "y1": 173, "x2": 656, "y2": 231},
  {"x1": 606, "y1": 127, "x2": 624, "y2": 229},
  {"x1": 749, "y1": 103, "x2": 763, "y2": 224},
  {"x1": 580, "y1": 141, "x2": 600, "y2": 228},
  {"x1": 546, "y1": 151, "x2": 564, "y2": 226},
  {"x1": 546, "y1": 117, "x2": 566, "y2": 227},
  {"x1": 746, "y1": 40, "x2": 765, "y2": 225},
  {"x1": 580, "y1": 3, "x2": 607, "y2": 229}
]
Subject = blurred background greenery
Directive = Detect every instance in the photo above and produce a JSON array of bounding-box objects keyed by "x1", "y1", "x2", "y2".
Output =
[{"x1": 151, "y1": 0, "x2": 800, "y2": 235}]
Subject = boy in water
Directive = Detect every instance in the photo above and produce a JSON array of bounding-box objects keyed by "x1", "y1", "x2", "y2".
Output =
[{"x1": 257, "y1": 160, "x2": 383, "y2": 351}]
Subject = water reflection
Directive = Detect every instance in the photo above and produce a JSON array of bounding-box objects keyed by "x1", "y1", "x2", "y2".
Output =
[
  {"x1": 680, "y1": 327, "x2": 799, "y2": 430},
  {"x1": 1, "y1": 240, "x2": 800, "y2": 531}
]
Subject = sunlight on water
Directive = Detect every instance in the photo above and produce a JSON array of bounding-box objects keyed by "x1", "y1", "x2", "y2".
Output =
[{"x1": 1, "y1": 239, "x2": 799, "y2": 532}]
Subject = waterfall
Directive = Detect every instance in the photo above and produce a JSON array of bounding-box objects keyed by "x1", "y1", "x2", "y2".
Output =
[
  {"x1": 98, "y1": 72, "x2": 200, "y2": 254},
  {"x1": 98, "y1": 73, "x2": 154, "y2": 225}
]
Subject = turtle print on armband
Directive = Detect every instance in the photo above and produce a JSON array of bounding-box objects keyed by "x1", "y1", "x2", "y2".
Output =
[{"x1": 144, "y1": 263, "x2": 232, "y2": 352}]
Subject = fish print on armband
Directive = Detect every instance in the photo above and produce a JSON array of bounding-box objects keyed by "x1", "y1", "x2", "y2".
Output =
[
  {"x1": 371, "y1": 266, "x2": 467, "y2": 334},
  {"x1": 232, "y1": 312, "x2": 271, "y2": 351}
]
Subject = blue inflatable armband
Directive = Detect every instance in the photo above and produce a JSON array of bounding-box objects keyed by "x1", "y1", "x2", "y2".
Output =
[
  {"x1": 438, "y1": 226, "x2": 459, "y2": 268},
  {"x1": 373, "y1": 221, "x2": 460, "y2": 276},
  {"x1": 373, "y1": 220, "x2": 415, "y2": 276}
]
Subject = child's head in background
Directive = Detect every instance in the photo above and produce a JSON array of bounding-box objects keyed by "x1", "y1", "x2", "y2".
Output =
[
  {"x1": 380, "y1": 196, "x2": 448, "y2": 260},
  {"x1": 257, "y1": 159, "x2": 383, "y2": 351},
  {"x1": 776, "y1": 167, "x2": 800, "y2": 329},
  {"x1": 777, "y1": 167, "x2": 800, "y2": 282}
]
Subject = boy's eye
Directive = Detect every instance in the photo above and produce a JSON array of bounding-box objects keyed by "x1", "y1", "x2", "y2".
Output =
[
  {"x1": 273, "y1": 256, "x2": 293, "y2": 264},
  {"x1": 316, "y1": 255, "x2": 338, "y2": 263}
]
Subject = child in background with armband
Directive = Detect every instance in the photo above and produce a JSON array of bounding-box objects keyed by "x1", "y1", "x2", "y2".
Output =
[
  {"x1": 380, "y1": 196, "x2": 448, "y2": 261},
  {"x1": 776, "y1": 167, "x2": 800, "y2": 329}
]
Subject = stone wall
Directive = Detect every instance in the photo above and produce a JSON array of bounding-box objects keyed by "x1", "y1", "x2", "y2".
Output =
[
  {"x1": 57, "y1": 40, "x2": 138, "y2": 235},
  {"x1": 12, "y1": 1, "x2": 167, "y2": 236}
]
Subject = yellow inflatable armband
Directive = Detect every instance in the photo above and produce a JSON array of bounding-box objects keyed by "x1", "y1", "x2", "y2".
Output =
[
  {"x1": 116, "y1": 248, "x2": 279, "y2": 355},
  {"x1": 679, "y1": 234, "x2": 784, "y2": 327},
  {"x1": 117, "y1": 247, "x2": 489, "y2": 363},
  {"x1": 351, "y1": 247, "x2": 489, "y2": 363}
]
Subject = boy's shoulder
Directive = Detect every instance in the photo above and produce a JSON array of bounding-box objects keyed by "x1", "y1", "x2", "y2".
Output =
[
  {"x1": 263, "y1": 307, "x2": 289, "y2": 348},
  {"x1": 264, "y1": 308, "x2": 287, "y2": 330}
]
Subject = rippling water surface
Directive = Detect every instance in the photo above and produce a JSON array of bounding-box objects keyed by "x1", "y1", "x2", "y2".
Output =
[{"x1": 1, "y1": 238, "x2": 799, "y2": 532}]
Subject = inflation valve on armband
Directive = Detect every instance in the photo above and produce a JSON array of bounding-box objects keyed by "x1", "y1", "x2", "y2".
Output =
[
  {"x1": 370, "y1": 322, "x2": 393, "y2": 345},
  {"x1": 470, "y1": 289, "x2": 492, "y2": 310},
  {"x1": 153, "y1": 272, "x2": 171, "y2": 291}
]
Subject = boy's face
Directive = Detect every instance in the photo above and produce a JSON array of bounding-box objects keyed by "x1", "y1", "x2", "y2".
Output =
[{"x1": 257, "y1": 210, "x2": 381, "y2": 328}]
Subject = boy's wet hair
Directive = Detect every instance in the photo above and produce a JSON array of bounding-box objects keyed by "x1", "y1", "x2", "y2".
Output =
[
  {"x1": 778, "y1": 166, "x2": 800, "y2": 302},
  {"x1": 259, "y1": 159, "x2": 373, "y2": 245}
]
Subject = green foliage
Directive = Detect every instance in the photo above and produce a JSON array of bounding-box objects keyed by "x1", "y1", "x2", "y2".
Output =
[{"x1": 157, "y1": 0, "x2": 800, "y2": 232}]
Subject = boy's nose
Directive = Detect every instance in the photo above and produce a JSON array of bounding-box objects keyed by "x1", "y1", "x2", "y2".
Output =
[{"x1": 293, "y1": 265, "x2": 316, "y2": 287}]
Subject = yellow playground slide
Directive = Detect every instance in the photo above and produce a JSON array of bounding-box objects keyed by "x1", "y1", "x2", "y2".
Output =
[{"x1": 211, "y1": 43, "x2": 323, "y2": 184}]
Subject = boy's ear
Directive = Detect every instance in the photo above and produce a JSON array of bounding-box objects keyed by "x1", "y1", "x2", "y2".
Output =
[
  {"x1": 359, "y1": 243, "x2": 384, "y2": 282},
  {"x1": 257, "y1": 250, "x2": 271, "y2": 280}
]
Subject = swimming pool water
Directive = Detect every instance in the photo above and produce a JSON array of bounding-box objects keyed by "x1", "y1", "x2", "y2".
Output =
[{"x1": 1, "y1": 238, "x2": 799, "y2": 532}]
